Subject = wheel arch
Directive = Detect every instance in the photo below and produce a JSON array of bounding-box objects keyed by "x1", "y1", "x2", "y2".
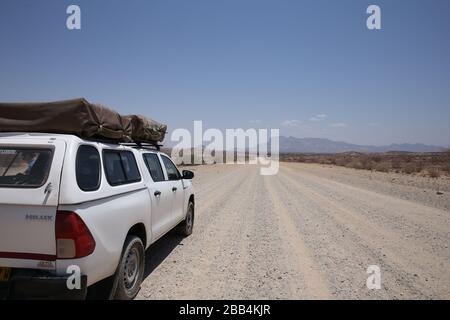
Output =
[{"x1": 127, "y1": 223, "x2": 147, "y2": 248}]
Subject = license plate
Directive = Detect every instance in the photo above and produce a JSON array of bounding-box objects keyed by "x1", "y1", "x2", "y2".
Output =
[{"x1": 0, "y1": 267, "x2": 11, "y2": 282}]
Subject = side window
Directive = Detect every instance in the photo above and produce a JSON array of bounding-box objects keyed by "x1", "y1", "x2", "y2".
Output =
[
  {"x1": 120, "y1": 151, "x2": 141, "y2": 182},
  {"x1": 143, "y1": 153, "x2": 165, "y2": 182},
  {"x1": 161, "y1": 155, "x2": 181, "y2": 181},
  {"x1": 103, "y1": 150, "x2": 141, "y2": 186},
  {"x1": 76, "y1": 145, "x2": 101, "y2": 191}
]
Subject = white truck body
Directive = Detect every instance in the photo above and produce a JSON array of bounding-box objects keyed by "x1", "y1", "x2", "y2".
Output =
[{"x1": 0, "y1": 133, "x2": 194, "y2": 299}]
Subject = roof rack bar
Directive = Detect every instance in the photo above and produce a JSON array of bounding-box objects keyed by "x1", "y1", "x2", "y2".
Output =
[
  {"x1": 119, "y1": 142, "x2": 163, "y2": 151},
  {"x1": 81, "y1": 138, "x2": 163, "y2": 151}
]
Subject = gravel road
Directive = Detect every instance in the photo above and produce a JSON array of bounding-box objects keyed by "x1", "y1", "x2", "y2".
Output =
[{"x1": 137, "y1": 163, "x2": 450, "y2": 300}]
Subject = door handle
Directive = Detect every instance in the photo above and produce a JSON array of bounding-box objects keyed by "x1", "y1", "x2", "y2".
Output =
[
  {"x1": 172, "y1": 187, "x2": 177, "y2": 192},
  {"x1": 44, "y1": 182, "x2": 53, "y2": 194},
  {"x1": 154, "y1": 190, "x2": 161, "y2": 197}
]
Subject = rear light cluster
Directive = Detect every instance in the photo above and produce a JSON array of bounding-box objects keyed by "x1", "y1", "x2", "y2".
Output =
[{"x1": 55, "y1": 211, "x2": 96, "y2": 259}]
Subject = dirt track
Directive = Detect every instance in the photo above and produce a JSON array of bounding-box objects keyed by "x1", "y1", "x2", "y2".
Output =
[{"x1": 137, "y1": 163, "x2": 450, "y2": 300}]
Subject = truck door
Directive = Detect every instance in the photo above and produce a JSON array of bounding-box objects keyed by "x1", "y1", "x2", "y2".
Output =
[
  {"x1": 142, "y1": 153, "x2": 174, "y2": 240},
  {"x1": 159, "y1": 154, "x2": 185, "y2": 223}
]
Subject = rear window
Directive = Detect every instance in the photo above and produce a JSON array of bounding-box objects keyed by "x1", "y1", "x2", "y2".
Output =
[
  {"x1": 103, "y1": 150, "x2": 141, "y2": 186},
  {"x1": 0, "y1": 148, "x2": 53, "y2": 188}
]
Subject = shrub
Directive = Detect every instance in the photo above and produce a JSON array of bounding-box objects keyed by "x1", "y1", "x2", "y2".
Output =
[
  {"x1": 375, "y1": 162, "x2": 391, "y2": 173},
  {"x1": 403, "y1": 162, "x2": 422, "y2": 174},
  {"x1": 362, "y1": 161, "x2": 376, "y2": 171},
  {"x1": 443, "y1": 163, "x2": 450, "y2": 173},
  {"x1": 391, "y1": 158, "x2": 403, "y2": 170},
  {"x1": 441, "y1": 149, "x2": 450, "y2": 174},
  {"x1": 346, "y1": 160, "x2": 364, "y2": 170},
  {"x1": 371, "y1": 155, "x2": 382, "y2": 163},
  {"x1": 443, "y1": 163, "x2": 450, "y2": 174},
  {"x1": 430, "y1": 155, "x2": 441, "y2": 165},
  {"x1": 428, "y1": 167, "x2": 441, "y2": 178},
  {"x1": 335, "y1": 157, "x2": 349, "y2": 167}
]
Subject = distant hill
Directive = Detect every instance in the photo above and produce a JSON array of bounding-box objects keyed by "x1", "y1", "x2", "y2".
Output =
[{"x1": 279, "y1": 136, "x2": 445, "y2": 153}]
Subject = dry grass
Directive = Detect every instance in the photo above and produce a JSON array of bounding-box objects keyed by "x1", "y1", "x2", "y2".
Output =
[
  {"x1": 281, "y1": 151, "x2": 450, "y2": 177},
  {"x1": 375, "y1": 161, "x2": 391, "y2": 173},
  {"x1": 403, "y1": 162, "x2": 422, "y2": 174}
]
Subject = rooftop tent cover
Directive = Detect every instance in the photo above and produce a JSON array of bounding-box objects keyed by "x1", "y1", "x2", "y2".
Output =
[
  {"x1": 0, "y1": 98, "x2": 167, "y2": 143},
  {"x1": 125, "y1": 114, "x2": 167, "y2": 143}
]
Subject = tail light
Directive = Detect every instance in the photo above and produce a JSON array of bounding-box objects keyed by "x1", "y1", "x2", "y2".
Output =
[{"x1": 55, "y1": 211, "x2": 96, "y2": 259}]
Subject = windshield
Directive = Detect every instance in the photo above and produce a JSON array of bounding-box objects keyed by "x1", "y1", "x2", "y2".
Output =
[{"x1": 0, "y1": 148, "x2": 53, "y2": 188}]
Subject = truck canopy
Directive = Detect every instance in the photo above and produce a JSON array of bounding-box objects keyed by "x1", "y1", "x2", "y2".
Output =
[{"x1": 0, "y1": 98, "x2": 167, "y2": 144}]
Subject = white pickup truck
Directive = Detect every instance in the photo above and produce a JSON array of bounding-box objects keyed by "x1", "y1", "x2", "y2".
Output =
[{"x1": 0, "y1": 133, "x2": 195, "y2": 300}]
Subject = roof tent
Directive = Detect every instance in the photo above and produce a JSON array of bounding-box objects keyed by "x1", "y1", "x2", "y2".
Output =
[{"x1": 0, "y1": 98, "x2": 167, "y2": 144}]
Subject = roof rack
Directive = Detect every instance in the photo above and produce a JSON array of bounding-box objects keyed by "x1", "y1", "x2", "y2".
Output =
[
  {"x1": 81, "y1": 137, "x2": 163, "y2": 151},
  {"x1": 119, "y1": 142, "x2": 163, "y2": 151}
]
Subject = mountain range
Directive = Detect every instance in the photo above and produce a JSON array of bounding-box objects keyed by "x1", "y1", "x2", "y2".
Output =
[{"x1": 278, "y1": 136, "x2": 445, "y2": 153}]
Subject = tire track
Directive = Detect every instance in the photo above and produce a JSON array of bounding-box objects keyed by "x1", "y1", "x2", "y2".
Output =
[
  {"x1": 276, "y1": 167, "x2": 449, "y2": 298},
  {"x1": 263, "y1": 173, "x2": 331, "y2": 299}
]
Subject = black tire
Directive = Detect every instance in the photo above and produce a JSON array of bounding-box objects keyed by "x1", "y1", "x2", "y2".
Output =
[
  {"x1": 177, "y1": 201, "x2": 194, "y2": 237},
  {"x1": 110, "y1": 235, "x2": 145, "y2": 300}
]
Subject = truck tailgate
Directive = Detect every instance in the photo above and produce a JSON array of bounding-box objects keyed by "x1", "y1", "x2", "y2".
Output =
[{"x1": 0, "y1": 138, "x2": 66, "y2": 270}]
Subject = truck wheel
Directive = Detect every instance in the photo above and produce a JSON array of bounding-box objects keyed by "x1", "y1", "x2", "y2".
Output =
[
  {"x1": 177, "y1": 202, "x2": 194, "y2": 237},
  {"x1": 111, "y1": 235, "x2": 145, "y2": 300}
]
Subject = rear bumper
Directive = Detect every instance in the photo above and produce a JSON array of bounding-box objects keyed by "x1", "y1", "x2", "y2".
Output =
[{"x1": 0, "y1": 270, "x2": 87, "y2": 300}]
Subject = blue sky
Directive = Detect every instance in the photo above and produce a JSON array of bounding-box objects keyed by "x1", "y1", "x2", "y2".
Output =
[{"x1": 0, "y1": 0, "x2": 449, "y2": 146}]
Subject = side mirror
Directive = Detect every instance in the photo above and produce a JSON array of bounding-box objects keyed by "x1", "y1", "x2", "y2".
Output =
[{"x1": 182, "y1": 170, "x2": 194, "y2": 180}]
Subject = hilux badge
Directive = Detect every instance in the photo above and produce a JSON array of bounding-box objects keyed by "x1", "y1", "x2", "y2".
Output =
[{"x1": 25, "y1": 214, "x2": 53, "y2": 221}]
